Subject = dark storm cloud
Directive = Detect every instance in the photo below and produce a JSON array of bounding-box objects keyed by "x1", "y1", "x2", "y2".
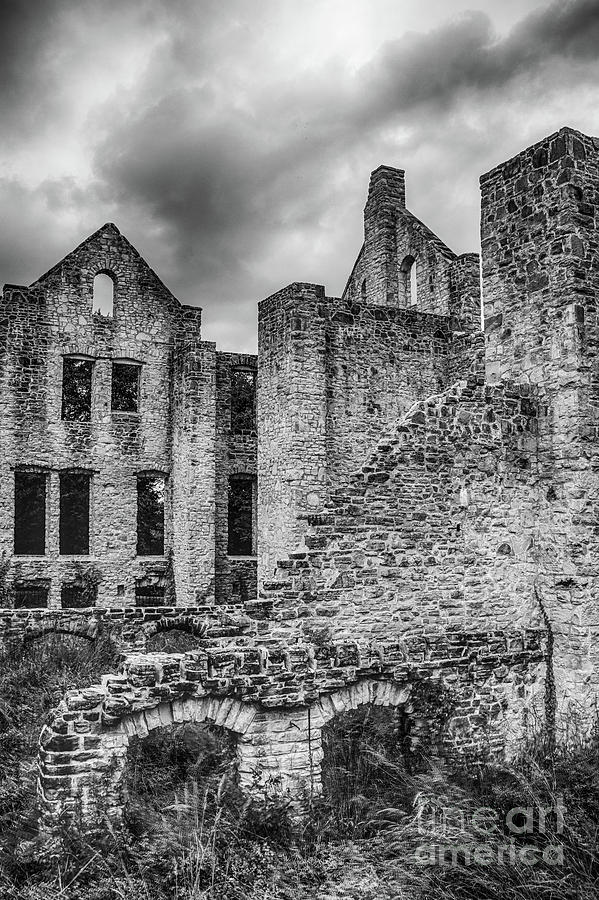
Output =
[
  {"x1": 1, "y1": 0, "x2": 599, "y2": 350},
  {"x1": 358, "y1": 0, "x2": 599, "y2": 124},
  {"x1": 89, "y1": 0, "x2": 599, "y2": 322},
  {"x1": 0, "y1": 0, "x2": 64, "y2": 130}
]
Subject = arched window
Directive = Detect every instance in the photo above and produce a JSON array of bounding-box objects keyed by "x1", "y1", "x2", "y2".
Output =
[
  {"x1": 93, "y1": 272, "x2": 115, "y2": 317},
  {"x1": 400, "y1": 255, "x2": 417, "y2": 307}
]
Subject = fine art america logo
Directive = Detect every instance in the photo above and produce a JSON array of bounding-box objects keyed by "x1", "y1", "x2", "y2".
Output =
[{"x1": 414, "y1": 798, "x2": 566, "y2": 867}]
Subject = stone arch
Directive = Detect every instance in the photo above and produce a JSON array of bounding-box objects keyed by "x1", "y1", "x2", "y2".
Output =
[
  {"x1": 23, "y1": 618, "x2": 99, "y2": 643},
  {"x1": 38, "y1": 685, "x2": 260, "y2": 833},
  {"x1": 305, "y1": 679, "x2": 415, "y2": 796},
  {"x1": 142, "y1": 615, "x2": 208, "y2": 652}
]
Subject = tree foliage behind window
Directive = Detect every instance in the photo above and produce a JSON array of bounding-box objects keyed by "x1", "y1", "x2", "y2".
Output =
[
  {"x1": 61, "y1": 358, "x2": 93, "y2": 421},
  {"x1": 112, "y1": 363, "x2": 140, "y2": 412},
  {"x1": 137, "y1": 475, "x2": 165, "y2": 556},
  {"x1": 231, "y1": 369, "x2": 256, "y2": 432}
]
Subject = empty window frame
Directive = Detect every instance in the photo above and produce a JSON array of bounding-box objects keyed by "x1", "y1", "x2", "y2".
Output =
[
  {"x1": 400, "y1": 255, "x2": 417, "y2": 307},
  {"x1": 14, "y1": 471, "x2": 47, "y2": 555},
  {"x1": 228, "y1": 475, "x2": 256, "y2": 556},
  {"x1": 61, "y1": 584, "x2": 87, "y2": 609},
  {"x1": 230, "y1": 369, "x2": 256, "y2": 432},
  {"x1": 112, "y1": 362, "x2": 141, "y2": 412},
  {"x1": 135, "y1": 580, "x2": 165, "y2": 606},
  {"x1": 59, "y1": 472, "x2": 91, "y2": 555},
  {"x1": 93, "y1": 272, "x2": 114, "y2": 317},
  {"x1": 14, "y1": 579, "x2": 49, "y2": 609},
  {"x1": 137, "y1": 474, "x2": 165, "y2": 556},
  {"x1": 62, "y1": 357, "x2": 93, "y2": 421}
]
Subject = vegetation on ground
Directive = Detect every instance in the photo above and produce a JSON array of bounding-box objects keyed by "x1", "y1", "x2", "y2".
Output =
[{"x1": 0, "y1": 635, "x2": 597, "y2": 899}]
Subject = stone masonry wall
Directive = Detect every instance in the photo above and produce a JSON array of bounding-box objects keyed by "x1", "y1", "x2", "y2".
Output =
[
  {"x1": 258, "y1": 285, "x2": 329, "y2": 580},
  {"x1": 171, "y1": 336, "x2": 217, "y2": 604},
  {"x1": 215, "y1": 352, "x2": 257, "y2": 603},
  {"x1": 0, "y1": 224, "x2": 214, "y2": 608},
  {"x1": 260, "y1": 373, "x2": 543, "y2": 650},
  {"x1": 481, "y1": 126, "x2": 599, "y2": 712},
  {"x1": 37, "y1": 628, "x2": 545, "y2": 832},
  {"x1": 258, "y1": 168, "x2": 482, "y2": 583}
]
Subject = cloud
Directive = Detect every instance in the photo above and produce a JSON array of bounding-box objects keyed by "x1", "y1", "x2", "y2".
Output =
[
  {"x1": 1, "y1": 0, "x2": 599, "y2": 350},
  {"x1": 357, "y1": 0, "x2": 599, "y2": 125}
]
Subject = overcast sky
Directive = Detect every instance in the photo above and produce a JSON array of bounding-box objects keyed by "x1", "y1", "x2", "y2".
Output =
[{"x1": 1, "y1": 0, "x2": 598, "y2": 351}]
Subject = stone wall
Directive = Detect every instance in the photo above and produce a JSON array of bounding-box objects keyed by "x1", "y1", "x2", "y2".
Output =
[
  {"x1": 481, "y1": 126, "x2": 599, "y2": 714},
  {"x1": 257, "y1": 168, "x2": 483, "y2": 582},
  {"x1": 257, "y1": 284, "x2": 329, "y2": 579},
  {"x1": 0, "y1": 224, "x2": 206, "y2": 608},
  {"x1": 215, "y1": 352, "x2": 257, "y2": 603},
  {"x1": 0, "y1": 604, "x2": 254, "y2": 654},
  {"x1": 260, "y1": 373, "x2": 542, "y2": 644},
  {"x1": 0, "y1": 224, "x2": 249, "y2": 609},
  {"x1": 37, "y1": 628, "x2": 545, "y2": 832}
]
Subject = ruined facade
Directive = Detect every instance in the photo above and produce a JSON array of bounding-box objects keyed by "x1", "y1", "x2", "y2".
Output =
[{"x1": 1, "y1": 126, "x2": 598, "y2": 833}]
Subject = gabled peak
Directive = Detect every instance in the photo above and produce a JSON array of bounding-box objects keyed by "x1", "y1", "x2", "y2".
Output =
[{"x1": 30, "y1": 223, "x2": 178, "y2": 304}]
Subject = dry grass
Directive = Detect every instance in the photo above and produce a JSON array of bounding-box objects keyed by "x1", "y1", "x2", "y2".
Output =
[{"x1": 0, "y1": 640, "x2": 597, "y2": 899}]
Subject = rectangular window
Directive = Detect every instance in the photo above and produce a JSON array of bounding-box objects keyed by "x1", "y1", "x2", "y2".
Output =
[
  {"x1": 14, "y1": 471, "x2": 47, "y2": 555},
  {"x1": 62, "y1": 357, "x2": 93, "y2": 421},
  {"x1": 135, "y1": 580, "x2": 165, "y2": 606},
  {"x1": 61, "y1": 584, "x2": 86, "y2": 609},
  {"x1": 14, "y1": 579, "x2": 49, "y2": 609},
  {"x1": 112, "y1": 362, "x2": 140, "y2": 412},
  {"x1": 231, "y1": 369, "x2": 256, "y2": 432},
  {"x1": 228, "y1": 476, "x2": 256, "y2": 556},
  {"x1": 59, "y1": 472, "x2": 90, "y2": 555},
  {"x1": 137, "y1": 475, "x2": 165, "y2": 556}
]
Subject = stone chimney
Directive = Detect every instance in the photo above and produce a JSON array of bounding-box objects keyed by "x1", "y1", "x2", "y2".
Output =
[{"x1": 363, "y1": 166, "x2": 406, "y2": 306}]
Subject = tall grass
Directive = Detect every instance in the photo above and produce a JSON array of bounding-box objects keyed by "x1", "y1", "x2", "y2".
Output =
[{"x1": 0, "y1": 640, "x2": 597, "y2": 899}]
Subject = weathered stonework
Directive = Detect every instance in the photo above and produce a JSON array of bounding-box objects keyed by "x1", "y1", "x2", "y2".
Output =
[
  {"x1": 0, "y1": 125, "x2": 596, "y2": 834},
  {"x1": 38, "y1": 628, "x2": 545, "y2": 832}
]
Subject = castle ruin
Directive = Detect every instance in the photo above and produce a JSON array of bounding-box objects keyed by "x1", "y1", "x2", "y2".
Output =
[{"x1": 1, "y1": 126, "x2": 597, "y2": 832}]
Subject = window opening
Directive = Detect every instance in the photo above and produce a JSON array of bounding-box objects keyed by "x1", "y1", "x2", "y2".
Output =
[
  {"x1": 112, "y1": 362, "x2": 140, "y2": 412},
  {"x1": 228, "y1": 475, "x2": 256, "y2": 556},
  {"x1": 14, "y1": 471, "x2": 47, "y2": 555},
  {"x1": 61, "y1": 584, "x2": 86, "y2": 609},
  {"x1": 93, "y1": 272, "x2": 114, "y2": 317},
  {"x1": 62, "y1": 358, "x2": 93, "y2": 421},
  {"x1": 14, "y1": 579, "x2": 49, "y2": 609},
  {"x1": 135, "y1": 579, "x2": 165, "y2": 606},
  {"x1": 410, "y1": 263, "x2": 418, "y2": 306},
  {"x1": 137, "y1": 475, "x2": 165, "y2": 556},
  {"x1": 60, "y1": 472, "x2": 90, "y2": 555},
  {"x1": 230, "y1": 369, "x2": 256, "y2": 432},
  {"x1": 400, "y1": 255, "x2": 417, "y2": 307}
]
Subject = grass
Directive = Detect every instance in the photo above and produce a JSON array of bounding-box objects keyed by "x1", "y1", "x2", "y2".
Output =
[{"x1": 0, "y1": 636, "x2": 598, "y2": 899}]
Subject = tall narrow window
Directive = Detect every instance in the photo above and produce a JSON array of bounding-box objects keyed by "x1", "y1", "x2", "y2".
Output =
[
  {"x1": 137, "y1": 475, "x2": 165, "y2": 556},
  {"x1": 410, "y1": 263, "x2": 418, "y2": 307},
  {"x1": 93, "y1": 272, "x2": 114, "y2": 317},
  {"x1": 112, "y1": 362, "x2": 140, "y2": 412},
  {"x1": 230, "y1": 369, "x2": 256, "y2": 432},
  {"x1": 228, "y1": 475, "x2": 256, "y2": 556},
  {"x1": 400, "y1": 255, "x2": 417, "y2": 307},
  {"x1": 60, "y1": 472, "x2": 90, "y2": 555},
  {"x1": 14, "y1": 471, "x2": 47, "y2": 555},
  {"x1": 62, "y1": 357, "x2": 93, "y2": 421}
]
